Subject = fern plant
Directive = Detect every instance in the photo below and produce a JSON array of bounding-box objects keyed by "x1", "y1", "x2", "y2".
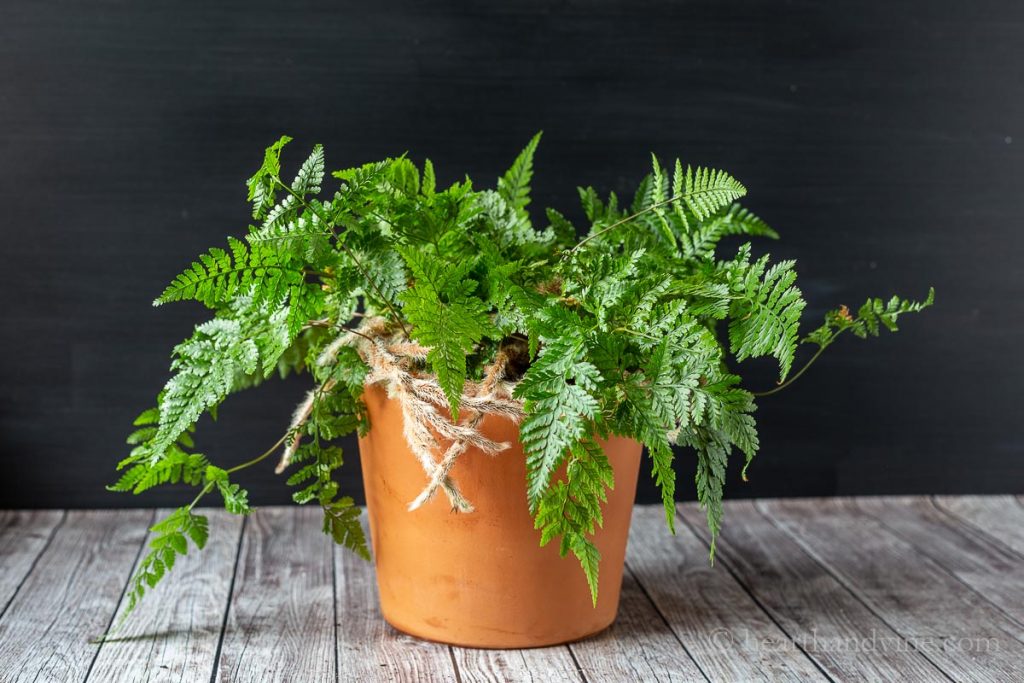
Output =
[{"x1": 108, "y1": 133, "x2": 932, "y2": 624}]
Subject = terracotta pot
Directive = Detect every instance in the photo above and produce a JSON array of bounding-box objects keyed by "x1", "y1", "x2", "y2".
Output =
[{"x1": 357, "y1": 382, "x2": 643, "y2": 649}]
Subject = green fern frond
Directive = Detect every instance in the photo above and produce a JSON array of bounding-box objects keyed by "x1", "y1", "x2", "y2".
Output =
[
  {"x1": 579, "y1": 186, "x2": 620, "y2": 225},
  {"x1": 533, "y1": 437, "x2": 613, "y2": 606},
  {"x1": 246, "y1": 135, "x2": 292, "y2": 219},
  {"x1": 680, "y1": 203, "x2": 778, "y2": 258},
  {"x1": 421, "y1": 159, "x2": 436, "y2": 197},
  {"x1": 544, "y1": 207, "x2": 577, "y2": 246},
  {"x1": 647, "y1": 439, "x2": 677, "y2": 533},
  {"x1": 323, "y1": 497, "x2": 371, "y2": 561},
  {"x1": 498, "y1": 132, "x2": 542, "y2": 221},
  {"x1": 245, "y1": 144, "x2": 326, "y2": 241},
  {"x1": 858, "y1": 288, "x2": 935, "y2": 336},
  {"x1": 252, "y1": 194, "x2": 298, "y2": 237},
  {"x1": 688, "y1": 433, "x2": 728, "y2": 558},
  {"x1": 674, "y1": 164, "x2": 747, "y2": 223},
  {"x1": 676, "y1": 373, "x2": 759, "y2": 559},
  {"x1": 728, "y1": 255, "x2": 805, "y2": 380},
  {"x1": 204, "y1": 466, "x2": 252, "y2": 515},
  {"x1": 292, "y1": 144, "x2": 325, "y2": 196},
  {"x1": 114, "y1": 508, "x2": 209, "y2": 630},
  {"x1": 154, "y1": 237, "x2": 305, "y2": 309},
  {"x1": 331, "y1": 158, "x2": 393, "y2": 193},
  {"x1": 714, "y1": 204, "x2": 778, "y2": 239},
  {"x1": 644, "y1": 156, "x2": 676, "y2": 247},
  {"x1": 398, "y1": 247, "x2": 495, "y2": 418},
  {"x1": 110, "y1": 450, "x2": 210, "y2": 494},
  {"x1": 608, "y1": 352, "x2": 678, "y2": 521},
  {"x1": 147, "y1": 299, "x2": 294, "y2": 460},
  {"x1": 515, "y1": 336, "x2": 601, "y2": 511},
  {"x1": 281, "y1": 437, "x2": 370, "y2": 561},
  {"x1": 803, "y1": 288, "x2": 934, "y2": 353}
]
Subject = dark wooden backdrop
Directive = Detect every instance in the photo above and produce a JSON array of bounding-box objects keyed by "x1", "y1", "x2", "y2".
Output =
[{"x1": 2, "y1": 1, "x2": 1021, "y2": 508}]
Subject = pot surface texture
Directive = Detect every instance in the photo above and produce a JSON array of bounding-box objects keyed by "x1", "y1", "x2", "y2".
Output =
[{"x1": 358, "y1": 382, "x2": 643, "y2": 649}]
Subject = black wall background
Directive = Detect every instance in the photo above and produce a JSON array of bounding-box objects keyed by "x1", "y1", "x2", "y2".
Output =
[{"x1": 1, "y1": 1, "x2": 1021, "y2": 509}]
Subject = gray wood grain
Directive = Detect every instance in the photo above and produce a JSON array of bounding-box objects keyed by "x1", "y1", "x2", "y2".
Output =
[
  {"x1": 0, "y1": 509, "x2": 151, "y2": 683},
  {"x1": 569, "y1": 568, "x2": 706, "y2": 682},
  {"x1": 761, "y1": 498, "x2": 1024, "y2": 682},
  {"x1": 87, "y1": 508, "x2": 244, "y2": 683},
  {"x1": 335, "y1": 517, "x2": 456, "y2": 682},
  {"x1": 213, "y1": 506, "x2": 335, "y2": 683},
  {"x1": 856, "y1": 496, "x2": 1024, "y2": 626},
  {"x1": 934, "y1": 495, "x2": 1024, "y2": 558},
  {"x1": 682, "y1": 500, "x2": 944, "y2": 682},
  {"x1": 453, "y1": 646, "x2": 581, "y2": 683},
  {"x1": 0, "y1": 510, "x2": 64, "y2": 617},
  {"x1": 626, "y1": 506, "x2": 827, "y2": 682},
  {"x1": 5, "y1": 501, "x2": 1024, "y2": 682}
]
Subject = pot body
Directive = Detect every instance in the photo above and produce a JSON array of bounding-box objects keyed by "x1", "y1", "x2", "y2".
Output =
[{"x1": 357, "y1": 383, "x2": 643, "y2": 649}]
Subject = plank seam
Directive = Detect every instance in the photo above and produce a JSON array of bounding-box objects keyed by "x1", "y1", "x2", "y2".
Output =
[
  {"x1": 332, "y1": 525, "x2": 339, "y2": 683},
  {"x1": 854, "y1": 499, "x2": 1024, "y2": 636},
  {"x1": 622, "y1": 561, "x2": 711, "y2": 683},
  {"x1": 752, "y1": 500, "x2": 957, "y2": 683},
  {"x1": 208, "y1": 514, "x2": 247, "y2": 683},
  {"x1": 447, "y1": 645, "x2": 463, "y2": 683},
  {"x1": 0, "y1": 509, "x2": 67, "y2": 622},
  {"x1": 563, "y1": 642, "x2": 588, "y2": 682},
  {"x1": 674, "y1": 507, "x2": 837, "y2": 683},
  {"x1": 84, "y1": 508, "x2": 158, "y2": 683},
  {"x1": 930, "y1": 496, "x2": 1024, "y2": 562}
]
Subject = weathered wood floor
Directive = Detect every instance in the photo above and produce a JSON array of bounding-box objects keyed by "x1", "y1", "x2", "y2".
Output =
[{"x1": 1, "y1": 497, "x2": 1022, "y2": 682}]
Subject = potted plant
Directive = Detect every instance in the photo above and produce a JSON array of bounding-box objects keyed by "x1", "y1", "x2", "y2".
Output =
[{"x1": 108, "y1": 134, "x2": 932, "y2": 647}]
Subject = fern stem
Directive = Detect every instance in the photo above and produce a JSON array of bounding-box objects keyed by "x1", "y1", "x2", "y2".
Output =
[
  {"x1": 227, "y1": 433, "x2": 289, "y2": 475},
  {"x1": 272, "y1": 177, "x2": 411, "y2": 337},
  {"x1": 752, "y1": 328, "x2": 847, "y2": 397},
  {"x1": 568, "y1": 195, "x2": 682, "y2": 253},
  {"x1": 343, "y1": 327, "x2": 376, "y2": 344},
  {"x1": 185, "y1": 482, "x2": 215, "y2": 510},
  {"x1": 568, "y1": 185, "x2": 737, "y2": 254},
  {"x1": 615, "y1": 326, "x2": 660, "y2": 342},
  {"x1": 177, "y1": 433, "x2": 289, "y2": 512}
]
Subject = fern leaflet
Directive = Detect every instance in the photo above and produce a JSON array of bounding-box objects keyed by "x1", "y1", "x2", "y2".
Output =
[{"x1": 497, "y1": 131, "x2": 542, "y2": 222}]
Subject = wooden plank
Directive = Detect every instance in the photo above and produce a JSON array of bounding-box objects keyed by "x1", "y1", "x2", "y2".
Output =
[
  {"x1": 682, "y1": 500, "x2": 944, "y2": 682},
  {"x1": 568, "y1": 567, "x2": 706, "y2": 682},
  {"x1": 87, "y1": 508, "x2": 244, "y2": 683},
  {"x1": 934, "y1": 495, "x2": 1024, "y2": 557},
  {"x1": 0, "y1": 510, "x2": 64, "y2": 616},
  {"x1": 213, "y1": 507, "x2": 335, "y2": 683},
  {"x1": 761, "y1": 498, "x2": 1024, "y2": 682},
  {"x1": 627, "y1": 506, "x2": 827, "y2": 682},
  {"x1": 856, "y1": 496, "x2": 1024, "y2": 626},
  {"x1": 453, "y1": 646, "x2": 581, "y2": 683},
  {"x1": 335, "y1": 517, "x2": 456, "y2": 682},
  {"x1": 0, "y1": 509, "x2": 151, "y2": 683}
]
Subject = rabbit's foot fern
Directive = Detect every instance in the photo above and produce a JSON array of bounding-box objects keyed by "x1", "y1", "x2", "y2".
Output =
[{"x1": 107, "y1": 135, "x2": 932, "y2": 630}]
